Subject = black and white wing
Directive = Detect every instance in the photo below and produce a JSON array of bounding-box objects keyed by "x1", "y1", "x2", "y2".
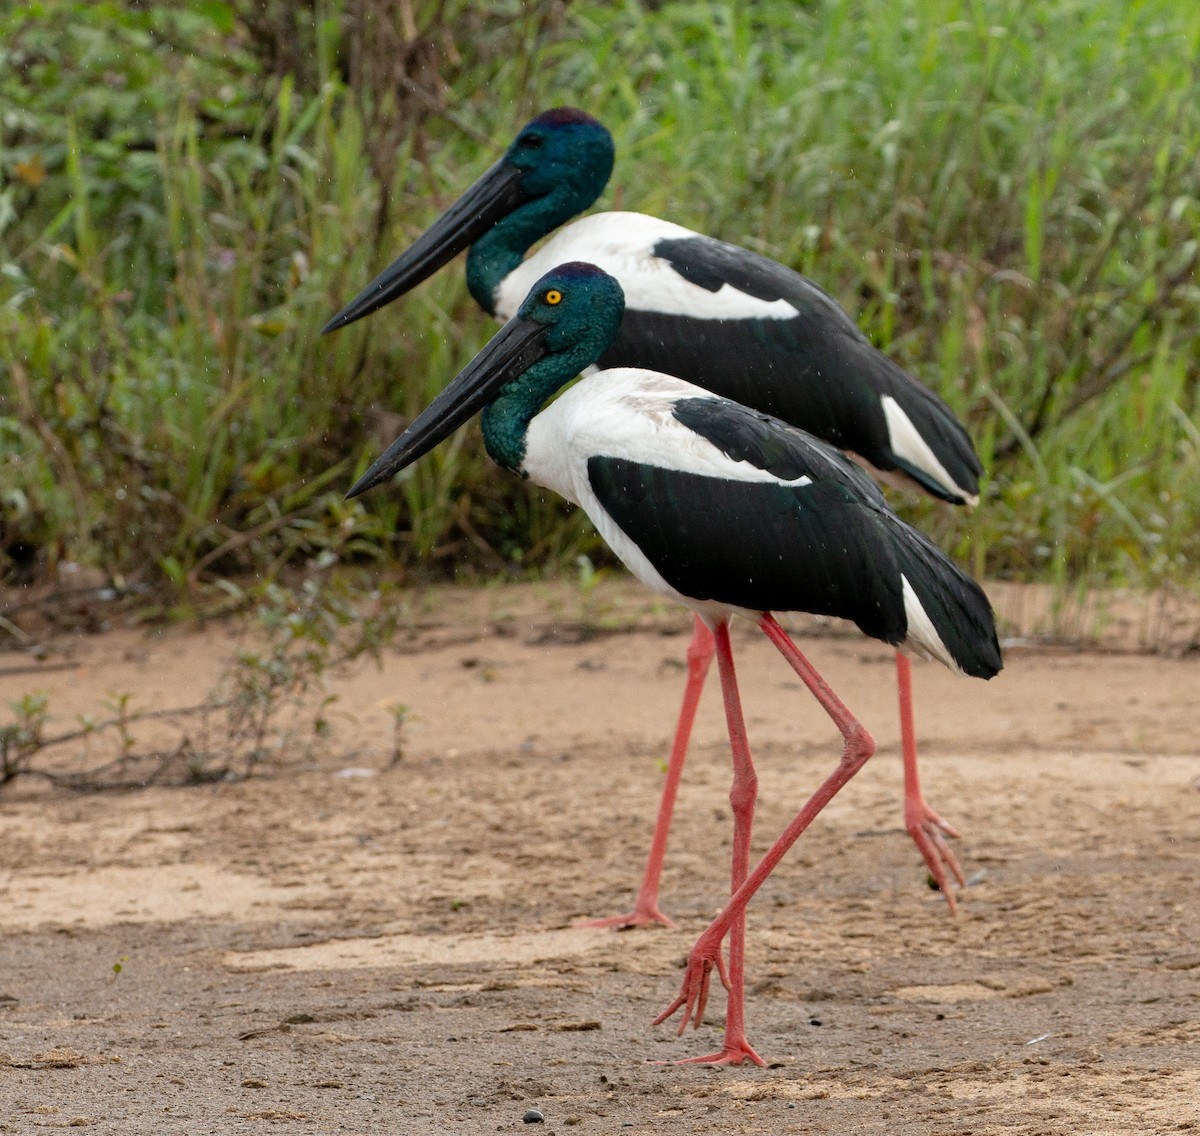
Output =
[
  {"x1": 616, "y1": 231, "x2": 982, "y2": 506},
  {"x1": 532, "y1": 373, "x2": 999, "y2": 679},
  {"x1": 503, "y1": 213, "x2": 981, "y2": 506}
]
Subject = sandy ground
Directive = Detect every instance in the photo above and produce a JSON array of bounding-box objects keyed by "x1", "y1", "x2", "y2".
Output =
[{"x1": 1, "y1": 581, "x2": 1198, "y2": 1134}]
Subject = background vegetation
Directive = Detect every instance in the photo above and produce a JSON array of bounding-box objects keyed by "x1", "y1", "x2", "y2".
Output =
[{"x1": 2, "y1": 0, "x2": 1198, "y2": 609}]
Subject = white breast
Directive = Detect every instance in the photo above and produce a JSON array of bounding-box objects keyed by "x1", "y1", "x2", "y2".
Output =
[{"x1": 519, "y1": 369, "x2": 811, "y2": 620}]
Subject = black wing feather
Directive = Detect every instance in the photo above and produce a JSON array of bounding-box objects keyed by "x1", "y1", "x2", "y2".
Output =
[
  {"x1": 587, "y1": 454, "x2": 1002, "y2": 679},
  {"x1": 587, "y1": 456, "x2": 908, "y2": 644},
  {"x1": 597, "y1": 235, "x2": 981, "y2": 503},
  {"x1": 884, "y1": 518, "x2": 1003, "y2": 678},
  {"x1": 671, "y1": 396, "x2": 886, "y2": 505}
]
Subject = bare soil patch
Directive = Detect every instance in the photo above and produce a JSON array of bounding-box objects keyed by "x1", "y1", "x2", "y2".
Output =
[{"x1": 1, "y1": 581, "x2": 1198, "y2": 1134}]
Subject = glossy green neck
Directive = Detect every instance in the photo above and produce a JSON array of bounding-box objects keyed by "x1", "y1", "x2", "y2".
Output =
[
  {"x1": 479, "y1": 337, "x2": 601, "y2": 472},
  {"x1": 477, "y1": 258, "x2": 625, "y2": 470},
  {"x1": 465, "y1": 190, "x2": 588, "y2": 315},
  {"x1": 478, "y1": 358, "x2": 565, "y2": 472}
]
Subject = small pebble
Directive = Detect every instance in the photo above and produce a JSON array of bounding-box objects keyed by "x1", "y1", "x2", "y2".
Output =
[{"x1": 523, "y1": 1109, "x2": 545, "y2": 1124}]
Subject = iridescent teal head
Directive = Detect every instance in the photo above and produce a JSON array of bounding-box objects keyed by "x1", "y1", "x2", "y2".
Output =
[
  {"x1": 346, "y1": 263, "x2": 626, "y2": 495},
  {"x1": 322, "y1": 109, "x2": 615, "y2": 333},
  {"x1": 512, "y1": 259, "x2": 624, "y2": 363},
  {"x1": 502, "y1": 108, "x2": 615, "y2": 215}
]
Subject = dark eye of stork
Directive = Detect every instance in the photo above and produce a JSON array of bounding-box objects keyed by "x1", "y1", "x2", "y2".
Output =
[{"x1": 518, "y1": 134, "x2": 544, "y2": 150}]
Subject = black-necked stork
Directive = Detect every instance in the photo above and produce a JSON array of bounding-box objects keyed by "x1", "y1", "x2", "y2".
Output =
[
  {"x1": 323, "y1": 108, "x2": 985, "y2": 922},
  {"x1": 344, "y1": 263, "x2": 1002, "y2": 1066}
]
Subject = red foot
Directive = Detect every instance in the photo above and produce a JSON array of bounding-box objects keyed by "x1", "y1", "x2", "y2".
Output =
[
  {"x1": 576, "y1": 904, "x2": 677, "y2": 930},
  {"x1": 652, "y1": 932, "x2": 765, "y2": 1066},
  {"x1": 905, "y1": 795, "x2": 966, "y2": 915},
  {"x1": 653, "y1": 929, "x2": 729, "y2": 1034},
  {"x1": 665, "y1": 1036, "x2": 766, "y2": 1067}
]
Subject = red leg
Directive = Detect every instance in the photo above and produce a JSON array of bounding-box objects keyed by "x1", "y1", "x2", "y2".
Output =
[
  {"x1": 656, "y1": 614, "x2": 876, "y2": 1038},
  {"x1": 579, "y1": 616, "x2": 714, "y2": 930},
  {"x1": 668, "y1": 620, "x2": 764, "y2": 1066},
  {"x1": 896, "y1": 651, "x2": 965, "y2": 914}
]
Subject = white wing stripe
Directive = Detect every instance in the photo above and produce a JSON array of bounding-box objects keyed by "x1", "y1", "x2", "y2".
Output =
[
  {"x1": 900, "y1": 575, "x2": 960, "y2": 674},
  {"x1": 881, "y1": 396, "x2": 976, "y2": 506},
  {"x1": 527, "y1": 370, "x2": 813, "y2": 491}
]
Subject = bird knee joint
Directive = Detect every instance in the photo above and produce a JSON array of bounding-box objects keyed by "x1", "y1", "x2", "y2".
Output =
[
  {"x1": 844, "y1": 725, "x2": 875, "y2": 764},
  {"x1": 729, "y1": 776, "x2": 758, "y2": 813}
]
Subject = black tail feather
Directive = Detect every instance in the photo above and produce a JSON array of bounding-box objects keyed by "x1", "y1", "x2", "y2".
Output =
[{"x1": 889, "y1": 515, "x2": 1002, "y2": 679}]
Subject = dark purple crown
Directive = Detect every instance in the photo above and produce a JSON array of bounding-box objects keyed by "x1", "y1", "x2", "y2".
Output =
[
  {"x1": 542, "y1": 261, "x2": 608, "y2": 283},
  {"x1": 529, "y1": 107, "x2": 603, "y2": 128}
]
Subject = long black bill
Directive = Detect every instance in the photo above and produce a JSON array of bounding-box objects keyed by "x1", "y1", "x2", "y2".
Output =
[
  {"x1": 321, "y1": 159, "x2": 529, "y2": 335},
  {"x1": 346, "y1": 316, "x2": 549, "y2": 499}
]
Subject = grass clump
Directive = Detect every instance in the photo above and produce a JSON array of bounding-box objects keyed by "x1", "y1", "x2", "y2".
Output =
[{"x1": 1, "y1": 0, "x2": 1197, "y2": 608}]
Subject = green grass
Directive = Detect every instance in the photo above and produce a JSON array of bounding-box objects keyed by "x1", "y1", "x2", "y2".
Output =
[{"x1": 1, "y1": 0, "x2": 1198, "y2": 604}]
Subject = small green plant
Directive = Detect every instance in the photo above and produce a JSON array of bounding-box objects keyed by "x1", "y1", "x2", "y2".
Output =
[
  {"x1": 197, "y1": 578, "x2": 398, "y2": 775},
  {"x1": 0, "y1": 579, "x2": 401, "y2": 790},
  {"x1": 103, "y1": 692, "x2": 137, "y2": 762},
  {"x1": 386, "y1": 701, "x2": 409, "y2": 769},
  {"x1": 1, "y1": 693, "x2": 50, "y2": 784}
]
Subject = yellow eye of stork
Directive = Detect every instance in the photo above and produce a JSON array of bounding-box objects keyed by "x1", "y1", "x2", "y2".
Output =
[{"x1": 545, "y1": 289, "x2": 562, "y2": 305}]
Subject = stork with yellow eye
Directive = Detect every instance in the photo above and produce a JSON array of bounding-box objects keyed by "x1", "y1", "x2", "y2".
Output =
[
  {"x1": 324, "y1": 107, "x2": 986, "y2": 931},
  {"x1": 345, "y1": 261, "x2": 1001, "y2": 1066}
]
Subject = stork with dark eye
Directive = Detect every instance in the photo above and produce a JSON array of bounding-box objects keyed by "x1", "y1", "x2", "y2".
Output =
[{"x1": 323, "y1": 107, "x2": 986, "y2": 929}]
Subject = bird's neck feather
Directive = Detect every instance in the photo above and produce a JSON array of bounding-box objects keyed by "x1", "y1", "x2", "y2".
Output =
[
  {"x1": 466, "y1": 189, "x2": 587, "y2": 315},
  {"x1": 480, "y1": 348, "x2": 588, "y2": 472}
]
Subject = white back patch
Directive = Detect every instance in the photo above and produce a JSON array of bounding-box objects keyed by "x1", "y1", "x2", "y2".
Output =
[
  {"x1": 496, "y1": 213, "x2": 799, "y2": 323},
  {"x1": 881, "y1": 396, "x2": 976, "y2": 507},
  {"x1": 900, "y1": 574, "x2": 961, "y2": 674}
]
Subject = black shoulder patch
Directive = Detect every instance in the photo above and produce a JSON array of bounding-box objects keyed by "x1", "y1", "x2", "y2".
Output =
[
  {"x1": 671, "y1": 396, "x2": 885, "y2": 503},
  {"x1": 597, "y1": 237, "x2": 985, "y2": 504},
  {"x1": 586, "y1": 455, "x2": 907, "y2": 644}
]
